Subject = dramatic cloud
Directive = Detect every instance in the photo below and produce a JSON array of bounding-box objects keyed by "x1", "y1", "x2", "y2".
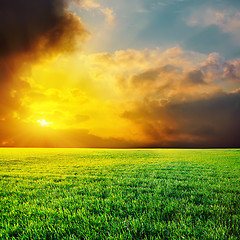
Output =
[
  {"x1": 86, "y1": 47, "x2": 240, "y2": 147},
  {"x1": 0, "y1": 1, "x2": 239, "y2": 148}
]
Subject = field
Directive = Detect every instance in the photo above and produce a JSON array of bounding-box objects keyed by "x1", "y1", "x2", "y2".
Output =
[{"x1": 0, "y1": 148, "x2": 239, "y2": 239}]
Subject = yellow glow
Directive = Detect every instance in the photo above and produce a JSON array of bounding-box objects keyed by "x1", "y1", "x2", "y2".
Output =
[
  {"x1": 8, "y1": 52, "x2": 146, "y2": 148},
  {"x1": 26, "y1": 54, "x2": 133, "y2": 139},
  {"x1": 37, "y1": 119, "x2": 52, "y2": 127}
]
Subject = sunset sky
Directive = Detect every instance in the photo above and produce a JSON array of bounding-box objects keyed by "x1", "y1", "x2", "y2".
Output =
[{"x1": 0, "y1": 0, "x2": 240, "y2": 148}]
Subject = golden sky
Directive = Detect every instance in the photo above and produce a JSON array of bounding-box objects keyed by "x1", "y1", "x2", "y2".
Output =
[{"x1": 0, "y1": 0, "x2": 240, "y2": 148}]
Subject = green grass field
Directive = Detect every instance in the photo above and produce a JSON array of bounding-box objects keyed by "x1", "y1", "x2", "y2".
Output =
[{"x1": 0, "y1": 148, "x2": 239, "y2": 239}]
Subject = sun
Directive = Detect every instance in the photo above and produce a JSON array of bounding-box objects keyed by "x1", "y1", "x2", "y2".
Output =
[{"x1": 37, "y1": 119, "x2": 52, "y2": 127}]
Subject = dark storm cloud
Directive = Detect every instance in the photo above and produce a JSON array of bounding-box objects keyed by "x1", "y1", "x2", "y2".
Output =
[
  {"x1": 0, "y1": 0, "x2": 87, "y2": 58},
  {"x1": 0, "y1": 0, "x2": 87, "y2": 88},
  {"x1": 122, "y1": 91, "x2": 240, "y2": 148},
  {"x1": 166, "y1": 91, "x2": 240, "y2": 146},
  {"x1": 0, "y1": 0, "x2": 88, "y2": 88}
]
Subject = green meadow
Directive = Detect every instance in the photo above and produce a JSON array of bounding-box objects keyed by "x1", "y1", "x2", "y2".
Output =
[{"x1": 0, "y1": 148, "x2": 239, "y2": 239}]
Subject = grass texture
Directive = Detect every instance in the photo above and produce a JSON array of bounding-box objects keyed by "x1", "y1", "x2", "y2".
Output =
[{"x1": 0, "y1": 148, "x2": 239, "y2": 239}]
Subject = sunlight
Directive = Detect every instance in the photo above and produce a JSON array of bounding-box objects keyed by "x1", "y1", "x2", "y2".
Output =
[{"x1": 37, "y1": 119, "x2": 52, "y2": 127}]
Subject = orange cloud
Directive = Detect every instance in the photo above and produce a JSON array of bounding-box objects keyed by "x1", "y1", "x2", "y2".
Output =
[{"x1": 83, "y1": 47, "x2": 240, "y2": 147}]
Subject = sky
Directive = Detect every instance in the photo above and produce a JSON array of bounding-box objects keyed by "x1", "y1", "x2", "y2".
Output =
[{"x1": 0, "y1": 0, "x2": 240, "y2": 148}]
